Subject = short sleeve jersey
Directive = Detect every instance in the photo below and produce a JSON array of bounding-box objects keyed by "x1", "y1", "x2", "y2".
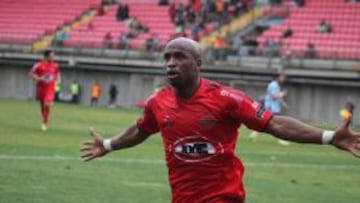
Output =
[
  {"x1": 31, "y1": 60, "x2": 59, "y2": 92},
  {"x1": 137, "y1": 78, "x2": 273, "y2": 203},
  {"x1": 265, "y1": 80, "x2": 281, "y2": 114}
]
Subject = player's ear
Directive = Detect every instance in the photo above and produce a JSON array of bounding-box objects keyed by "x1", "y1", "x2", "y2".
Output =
[{"x1": 196, "y1": 58, "x2": 202, "y2": 68}]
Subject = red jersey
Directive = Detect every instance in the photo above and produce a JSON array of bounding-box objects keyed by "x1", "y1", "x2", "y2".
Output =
[
  {"x1": 137, "y1": 78, "x2": 273, "y2": 203},
  {"x1": 31, "y1": 60, "x2": 59, "y2": 102}
]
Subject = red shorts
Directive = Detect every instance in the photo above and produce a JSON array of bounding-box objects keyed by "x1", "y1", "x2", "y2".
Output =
[{"x1": 36, "y1": 88, "x2": 54, "y2": 103}]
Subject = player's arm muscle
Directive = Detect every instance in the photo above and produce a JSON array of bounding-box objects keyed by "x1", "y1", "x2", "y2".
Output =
[
  {"x1": 110, "y1": 124, "x2": 151, "y2": 150},
  {"x1": 264, "y1": 115, "x2": 323, "y2": 144},
  {"x1": 56, "y1": 72, "x2": 61, "y2": 84},
  {"x1": 29, "y1": 65, "x2": 42, "y2": 81}
]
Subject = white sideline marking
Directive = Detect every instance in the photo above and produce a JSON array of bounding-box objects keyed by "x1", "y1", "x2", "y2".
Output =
[
  {"x1": 240, "y1": 151, "x2": 342, "y2": 157},
  {"x1": 0, "y1": 154, "x2": 165, "y2": 163},
  {"x1": 246, "y1": 162, "x2": 359, "y2": 170},
  {"x1": 0, "y1": 154, "x2": 359, "y2": 170}
]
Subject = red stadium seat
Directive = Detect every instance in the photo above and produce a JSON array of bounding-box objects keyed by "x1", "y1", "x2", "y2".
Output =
[
  {"x1": 65, "y1": 1, "x2": 178, "y2": 50},
  {"x1": 258, "y1": 0, "x2": 360, "y2": 60},
  {"x1": 0, "y1": 0, "x2": 99, "y2": 44}
]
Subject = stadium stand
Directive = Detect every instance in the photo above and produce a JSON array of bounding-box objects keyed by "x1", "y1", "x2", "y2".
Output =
[
  {"x1": 0, "y1": 0, "x2": 98, "y2": 45},
  {"x1": 258, "y1": 0, "x2": 360, "y2": 60},
  {"x1": 64, "y1": 0, "x2": 242, "y2": 51},
  {"x1": 127, "y1": 3, "x2": 175, "y2": 49},
  {"x1": 0, "y1": 0, "x2": 249, "y2": 53},
  {"x1": 65, "y1": 1, "x2": 178, "y2": 50},
  {"x1": 64, "y1": 6, "x2": 127, "y2": 49},
  {"x1": 65, "y1": 0, "x2": 217, "y2": 50},
  {"x1": 1, "y1": 0, "x2": 358, "y2": 61}
]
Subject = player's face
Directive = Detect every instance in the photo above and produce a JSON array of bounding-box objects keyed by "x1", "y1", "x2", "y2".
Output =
[
  {"x1": 45, "y1": 52, "x2": 54, "y2": 62},
  {"x1": 278, "y1": 75, "x2": 286, "y2": 84},
  {"x1": 163, "y1": 46, "x2": 200, "y2": 89}
]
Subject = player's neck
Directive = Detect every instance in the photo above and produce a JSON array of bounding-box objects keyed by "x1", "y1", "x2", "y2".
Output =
[{"x1": 175, "y1": 77, "x2": 201, "y2": 99}]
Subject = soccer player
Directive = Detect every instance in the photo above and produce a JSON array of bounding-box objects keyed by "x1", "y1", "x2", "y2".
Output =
[
  {"x1": 249, "y1": 74, "x2": 288, "y2": 143},
  {"x1": 80, "y1": 38, "x2": 360, "y2": 203},
  {"x1": 264, "y1": 73, "x2": 288, "y2": 114},
  {"x1": 266, "y1": 73, "x2": 290, "y2": 145},
  {"x1": 29, "y1": 50, "x2": 61, "y2": 131}
]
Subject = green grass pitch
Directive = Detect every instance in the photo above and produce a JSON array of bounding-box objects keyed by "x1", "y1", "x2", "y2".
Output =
[{"x1": 0, "y1": 99, "x2": 359, "y2": 203}]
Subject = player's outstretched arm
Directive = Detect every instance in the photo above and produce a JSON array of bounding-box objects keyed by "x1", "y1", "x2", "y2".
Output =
[
  {"x1": 264, "y1": 116, "x2": 360, "y2": 158},
  {"x1": 80, "y1": 124, "x2": 150, "y2": 161}
]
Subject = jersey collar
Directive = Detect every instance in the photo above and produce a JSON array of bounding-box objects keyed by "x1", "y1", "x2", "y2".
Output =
[{"x1": 174, "y1": 77, "x2": 206, "y2": 103}]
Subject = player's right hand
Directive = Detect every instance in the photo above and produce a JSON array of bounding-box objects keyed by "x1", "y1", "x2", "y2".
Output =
[
  {"x1": 35, "y1": 75, "x2": 45, "y2": 82},
  {"x1": 80, "y1": 127, "x2": 108, "y2": 161},
  {"x1": 281, "y1": 89, "x2": 288, "y2": 97},
  {"x1": 331, "y1": 119, "x2": 360, "y2": 159}
]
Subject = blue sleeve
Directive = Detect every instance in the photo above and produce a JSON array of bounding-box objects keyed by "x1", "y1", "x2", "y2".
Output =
[{"x1": 267, "y1": 83, "x2": 279, "y2": 99}]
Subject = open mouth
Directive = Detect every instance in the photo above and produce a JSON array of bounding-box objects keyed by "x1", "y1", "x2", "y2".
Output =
[{"x1": 167, "y1": 71, "x2": 180, "y2": 79}]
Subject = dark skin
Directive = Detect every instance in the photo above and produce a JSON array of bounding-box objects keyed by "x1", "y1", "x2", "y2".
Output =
[
  {"x1": 81, "y1": 37, "x2": 360, "y2": 161},
  {"x1": 273, "y1": 75, "x2": 288, "y2": 109},
  {"x1": 163, "y1": 41, "x2": 202, "y2": 98}
]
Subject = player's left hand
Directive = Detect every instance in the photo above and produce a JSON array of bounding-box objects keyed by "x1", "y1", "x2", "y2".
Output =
[
  {"x1": 331, "y1": 119, "x2": 360, "y2": 158},
  {"x1": 80, "y1": 127, "x2": 108, "y2": 161}
]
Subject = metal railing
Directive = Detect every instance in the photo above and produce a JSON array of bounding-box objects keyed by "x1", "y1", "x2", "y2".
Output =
[
  {"x1": 0, "y1": 42, "x2": 359, "y2": 72},
  {"x1": 204, "y1": 45, "x2": 360, "y2": 71}
]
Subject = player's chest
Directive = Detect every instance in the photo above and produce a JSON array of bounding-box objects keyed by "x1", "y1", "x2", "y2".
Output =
[
  {"x1": 38, "y1": 65, "x2": 56, "y2": 75},
  {"x1": 154, "y1": 100, "x2": 224, "y2": 134}
]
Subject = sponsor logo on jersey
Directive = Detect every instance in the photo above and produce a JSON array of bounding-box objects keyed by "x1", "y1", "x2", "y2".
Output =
[
  {"x1": 172, "y1": 136, "x2": 224, "y2": 163},
  {"x1": 220, "y1": 89, "x2": 243, "y2": 102},
  {"x1": 43, "y1": 74, "x2": 54, "y2": 83},
  {"x1": 199, "y1": 115, "x2": 218, "y2": 128},
  {"x1": 256, "y1": 105, "x2": 266, "y2": 119}
]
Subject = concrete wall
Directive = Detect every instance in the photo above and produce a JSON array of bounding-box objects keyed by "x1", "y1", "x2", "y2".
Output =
[
  {"x1": 0, "y1": 65, "x2": 359, "y2": 126},
  {"x1": 232, "y1": 81, "x2": 360, "y2": 126},
  {"x1": 286, "y1": 83, "x2": 360, "y2": 126},
  {"x1": 0, "y1": 66, "x2": 34, "y2": 100},
  {"x1": 0, "y1": 65, "x2": 165, "y2": 108}
]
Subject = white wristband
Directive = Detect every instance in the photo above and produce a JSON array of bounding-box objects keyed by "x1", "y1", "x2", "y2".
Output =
[
  {"x1": 103, "y1": 139, "x2": 113, "y2": 151},
  {"x1": 322, "y1": 130, "x2": 335, "y2": 144}
]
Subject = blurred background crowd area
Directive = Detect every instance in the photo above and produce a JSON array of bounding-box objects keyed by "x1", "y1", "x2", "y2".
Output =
[{"x1": 0, "y1": 0, "x2": 359, "y2": 61}]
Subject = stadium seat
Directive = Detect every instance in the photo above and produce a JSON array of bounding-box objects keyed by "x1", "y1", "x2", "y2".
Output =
[
  {"x1": 0, "y1": 0, "x2": 99, "y2": 45},
  {"x1": 66, "y1": 1, "x2": 178, "y2": 50},
  {"x1": 258, "y1": 0, "x2": 360, "y2": 60}
]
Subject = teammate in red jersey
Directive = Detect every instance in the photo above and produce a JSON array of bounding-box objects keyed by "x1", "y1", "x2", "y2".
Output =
[
  {"x1": 80, "y1": 38, "x2": 360, "y2": 203},
  {"x1": 29, "y1": 50, "x2": 61, "y2": 131}
]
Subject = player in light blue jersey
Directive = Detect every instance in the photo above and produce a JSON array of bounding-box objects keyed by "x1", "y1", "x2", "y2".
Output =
[
  {"x1": 265, "y1": 74, "x2": 288, "y2": 114},
  {"x1": 265, "y1": 74, "x2": 290, "y2": 145},
  {"x1": 250, "y1": 74, "x2": 289, "y2": 144}
]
